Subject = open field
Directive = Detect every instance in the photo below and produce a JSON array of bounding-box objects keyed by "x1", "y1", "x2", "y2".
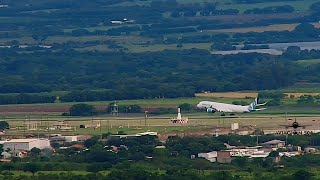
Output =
[
  {"x1": 123, "y1": 43, "x2": 212, "y2": 53},
  {"x1": 3, "y1": 113, "x2": 320, "y2": 137},
  {"x1": 113, "y1": 0, "x2": 319, "y2": 13},
  {"x1": 206, "y1": 22, "x2": 320, "y2": 33},
  {"x1": 188, "y1": 12, "x2": 307, "y2": 24},
  {"x1": 0, "y1": 35, "x2": 151, "y2": 45},
  {"x1": 1, "y1": 92, "x2": 320, "y2": 116},
  {"x1": 220, "y1": 0, "x2": 319, "y2": 12},
  {"x1": 295, "y1": 59, "x2": 320, "y2": 66},
  {"x1": 205, "y1": 23, "x2": 300, "y2": 33}
]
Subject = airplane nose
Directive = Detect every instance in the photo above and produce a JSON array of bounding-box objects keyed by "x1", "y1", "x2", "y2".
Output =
[{"x1": 196, "y1": 103, "x2": 201, "y2": 108}]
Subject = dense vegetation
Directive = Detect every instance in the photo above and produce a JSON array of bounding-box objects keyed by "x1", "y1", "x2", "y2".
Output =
[
  {"x1": 1, "y1": 0, "x2": 320, "y2": 105},
  {"x1": 0, "y1": 134, "x2": 319, "y2": 179},
  {"x1": 1, "y1": 47, "x2": 320, "y2": 104}
]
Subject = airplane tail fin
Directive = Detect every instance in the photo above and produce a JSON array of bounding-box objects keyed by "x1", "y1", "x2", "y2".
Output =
[
  {"x1": 249, "y1": 98, "x2": 258, "y2": 107},
  {"x1": 248, "y1": 97, "x2": 267, "y2": 111}
]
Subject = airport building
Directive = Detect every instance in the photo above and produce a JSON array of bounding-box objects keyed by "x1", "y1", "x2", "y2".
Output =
[{"x1": 2, "y1": 139, "x2": 51, "y2": 151}]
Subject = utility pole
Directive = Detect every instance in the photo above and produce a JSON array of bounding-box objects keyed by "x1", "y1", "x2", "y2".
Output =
[
  {"x1": 144, "y1": 111, "x2": 148, "y2": 127},
  {"x1": 107, "y1": 119, "x2": 110, "y2": 133}
]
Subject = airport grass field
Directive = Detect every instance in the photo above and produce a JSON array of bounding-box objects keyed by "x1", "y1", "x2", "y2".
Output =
[{"x1": 1, "y1": 92, "x2": 320, "y2": 137}]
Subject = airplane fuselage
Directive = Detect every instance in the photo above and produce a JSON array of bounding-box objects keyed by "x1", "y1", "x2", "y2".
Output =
[{"x1": 197, "y1": 101, "x2": 251, "y2": 113}]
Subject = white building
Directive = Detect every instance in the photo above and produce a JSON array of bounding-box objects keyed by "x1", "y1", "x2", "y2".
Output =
[
  {"x1": 64, "y1": 136, "x2": 78, "y2": 142},
  {"x1": 63, "y1": 135, "x2": 92, "y2": 142},
  {"x1": 231, "y1": 123, "x2": 239, "y2": 130},
  {"x1": 198, "y1": 151, "x2": 217, "y2": 162},
  {"x1": 3, "y1": 139, "x2": 51, "y2": 151}
]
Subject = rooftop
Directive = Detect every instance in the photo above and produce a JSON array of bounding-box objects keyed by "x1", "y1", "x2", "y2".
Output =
[
  {"x1": 4, "y1": 139, "x2": 48, "y2": 143},
  {"x1": 261, "y1": 140, "x2": 285, "y2": 145}
]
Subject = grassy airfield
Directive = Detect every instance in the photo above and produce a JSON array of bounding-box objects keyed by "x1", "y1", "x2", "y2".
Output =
[
  {"x1": 1, "y1": 92, "x2": 320, "y2": 136},
  {"x1": 4, "y1": 112, "x2": 320, "y2": 137}
]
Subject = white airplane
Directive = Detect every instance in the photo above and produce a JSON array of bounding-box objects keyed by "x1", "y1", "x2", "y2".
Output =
[{"x1": 196, "y1": 98, "x2": 267, "y2": 115}]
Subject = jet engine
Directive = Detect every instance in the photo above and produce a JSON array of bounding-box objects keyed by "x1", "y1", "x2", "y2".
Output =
[{"x1": 206, "y1": 108, "x2": 216, "y2": 113}]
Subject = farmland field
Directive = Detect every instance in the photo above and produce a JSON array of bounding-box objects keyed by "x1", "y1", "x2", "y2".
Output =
[
  {"x1": 1, "y1": 91, "x2": 320, "y2": 116},
  {"x1": 206, "y1": 22, "x2": 320, "y2": 33},
  {"x1": 113, "y1": 0, "x2": 319, "y2": 13}
]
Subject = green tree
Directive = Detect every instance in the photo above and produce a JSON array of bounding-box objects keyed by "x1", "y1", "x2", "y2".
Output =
[
  {"x1": 268, "y1": 151, "x2": 279, "y2": 157},
  {"x1": 24, "y1": 163, "x2": 41, "y2": 176},
  {"x1": 84, "y1": 138, "x2": 98, "y2": 148},
  {"x1": 69, "y1": 103, "x2": 98, "y2": 116},
  {"x1": 297, "y1": 95, "x2": 315, "y2": 105},
  {"x1": 87, "y1": 163, "x2": 112, "y2": 172},
  {"x1": 30, "y1": 147, "x2": 41, "y2": 156},
  {"x1": 232, "y1": 157, "x2": 249, "y2": 167},
  {"x1": 51, "y1": 142, "x2": 60, "y2": 149},
  {"x1": 178, "y1": 103, "x2": 193, "y2": 111},
  {"x1": 208, "y1": 171, "x2": 234, "y2": 180},
  {"x1": 292, "y1": 170, "x2": 313, "y2": 180},
  {"x1": 2, "y1": 163, "x2": 14, "y2": 172},
  {"x1": 0, "y1": 121, "x2": 9, "y2": 130}
]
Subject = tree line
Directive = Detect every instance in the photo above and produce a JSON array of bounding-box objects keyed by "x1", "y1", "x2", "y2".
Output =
[{"x1": 2, "y1": 46, "x2": 320, "y2": 104}]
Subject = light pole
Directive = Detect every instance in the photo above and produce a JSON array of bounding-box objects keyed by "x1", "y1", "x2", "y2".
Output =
[{"x1": 144, "y1": 111, "x2": 148, "y2": 127}]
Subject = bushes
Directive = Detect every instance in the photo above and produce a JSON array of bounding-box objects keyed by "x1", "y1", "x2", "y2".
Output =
[{"x1": 69, "y1": 104, "x2": 98, "y2": 116}]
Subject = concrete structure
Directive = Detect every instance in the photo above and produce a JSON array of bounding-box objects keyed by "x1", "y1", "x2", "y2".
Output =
[
  {"x1": 50, "y1": 136, "x2": 66, "y2": 145},
  {"x1": 227, "y1": 148, "x2": 261, "y2": 157},
  {"x1": 279, "y1": 151, "x2": 301, "y2": 157},
  {"x1": 50, "y1": 135, "x2": 91, "y2": 144},
  {"x1": 170, "y1": 108, "x2": 188, "y2": 124},
  {"x1": 106, "y1": 131, "x2": 158, "y2": 141},
  {"x1": 137, "y1": 132, "x2": 157, "y2": 136},
  {"x1": 79, "y1": 123, "x2": 100, "y2": 129},
  {"x1": 249, "y1": 152, "x2": 270, "y2": 158},
  {"x1": 3, "y1": 139, "x2": 51, "y2": 151},
  {"x1": 231, "y1": 123, "x2": 239, "y2": 130},
  {"x1": 64, "y1": 135, "x2": 92, "y2": 142},
  {"x1": 53, "y1": 121, "x2": 72, "y2": 131},
  {"x1": 64, "y1": 136, "x2": 78, "y2": 142},
  {"x1": 111, "y1": 18, "x2": 135, "y2": 25},
  {"x1": 198, "y1": 151, "x2": 217, "y2": 162},
  {"x1": 155, "y1": 145, "x2": 166, "y2": 149},
  {"x1": 286, "y1": 145, "x2": 302, "y2": 152},
  {"x1": 24, "y1": 121, "x2": 39, "y2": 130},
  {"x1": 261, "y1": 140, "x2": 285, "y2": 148},
  {"x1": 217, "y1": 151, "x2": 232, "y2": 163},
  {"x1": 10, "y1": 150, "x2": 27, "y2": 158},
  {"x1": 1, "y1": 152, "x2": 11, "y2": 159},
  {"x1": 305, "y1": 147, "x2": 317, "y2": 153}
]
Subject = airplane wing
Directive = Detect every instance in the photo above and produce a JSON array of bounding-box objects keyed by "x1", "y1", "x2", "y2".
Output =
[
  {"x1": 300, "y1": 124, "x2": 312, "y2": 129},
  {"x1": 256, "y1": 101, "x2": 268, "y2": 107},
  {"x1": 254, "y1": 108, "x2": 267, "y2": 111}
]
